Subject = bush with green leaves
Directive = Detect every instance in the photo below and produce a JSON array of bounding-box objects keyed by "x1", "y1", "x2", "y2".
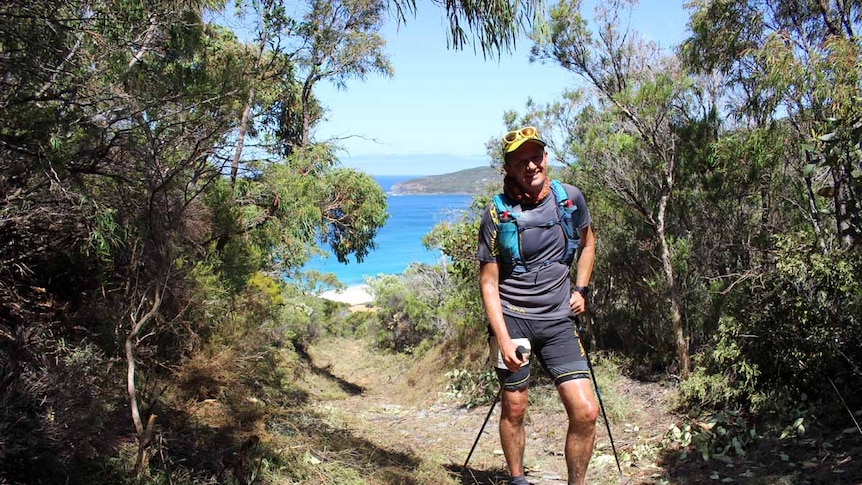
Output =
[
  {"x1": 444, "y1": 368, "x2": 498, "y2": 408},
  {"x1": 422, "y1": 197, "x2": 491, "y2": 338},
  {"x1": 340, "y1": 309, "x2": 378, "y2": 338},
  {"x1": 681, "y1": 233, "x2": 862, "y2": 413},
  {"x1": 366, "y1": 263, "x2": 453, "y2": 352}
]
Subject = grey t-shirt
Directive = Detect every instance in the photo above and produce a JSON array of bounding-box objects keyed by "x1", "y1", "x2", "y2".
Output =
[{"x1": 477, "y1": 182, "x2": 592, "y2": 321}]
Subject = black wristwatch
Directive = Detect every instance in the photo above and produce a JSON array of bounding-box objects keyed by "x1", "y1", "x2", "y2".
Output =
[{"x1": 573, "y1": 286, "x2": 590, "y2": 296}]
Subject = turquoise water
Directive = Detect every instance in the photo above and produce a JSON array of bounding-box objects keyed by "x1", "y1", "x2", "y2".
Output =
[{"x1": 302, "y1": 176, "x2": 472, "y2": 286}]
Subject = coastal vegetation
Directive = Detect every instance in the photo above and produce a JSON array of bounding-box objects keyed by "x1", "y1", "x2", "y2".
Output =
[{"x1": 2, "y1": 0, "x2": 860, "y2": 484}]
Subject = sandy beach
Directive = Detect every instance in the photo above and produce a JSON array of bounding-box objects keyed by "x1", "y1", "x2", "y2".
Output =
[{"x1": 318, "y1": 285, "x2": 374, "y2": 305}]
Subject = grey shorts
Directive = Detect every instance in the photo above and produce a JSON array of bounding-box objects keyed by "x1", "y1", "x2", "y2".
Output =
[{"x1": 490, "y1": 315, "x2": 590, "y2": 390}]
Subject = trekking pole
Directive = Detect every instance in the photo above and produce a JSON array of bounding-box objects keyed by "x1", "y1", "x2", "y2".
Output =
[
  {"x1": 463, "y1": 346, "x2": 526, "y2": 469},
  {"x1": 463, "y1": 386, "x2": 501, "y2": 469},
  {"x1": 577, "y1": 319, "x2": 623, "y2": 476}
]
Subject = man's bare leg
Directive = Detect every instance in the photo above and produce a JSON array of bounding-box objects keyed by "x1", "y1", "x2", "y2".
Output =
[
  {"x1": 558, "y1": 378, "x2": 599, "y2": 485},
  {"x1": 499, "y1": 387, "x2": 529, "y2": 479}
]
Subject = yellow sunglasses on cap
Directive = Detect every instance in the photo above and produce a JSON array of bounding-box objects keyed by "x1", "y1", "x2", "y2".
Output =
[{"x1": 501, "y1": 126, "x2": 543, "y2": 153}]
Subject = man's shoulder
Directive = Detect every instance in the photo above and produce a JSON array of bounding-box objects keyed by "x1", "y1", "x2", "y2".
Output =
[
  {"x1": 552, "y1": 180, "x2": 585, "y2": 199},
  {"x1": 479, "y1": 200, "x2": 500, "y2": 226}
]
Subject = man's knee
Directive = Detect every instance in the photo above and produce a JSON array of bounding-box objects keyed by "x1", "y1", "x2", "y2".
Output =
[
  {"x1": 501, "y1": 390, "x2": 528, "y2": 422},
  {"x1": 558, "y1": 379, "x2": 599, "y2": 426},
  {"x1": 573, "y1": 398, "x2": 599, "y2": 426}
]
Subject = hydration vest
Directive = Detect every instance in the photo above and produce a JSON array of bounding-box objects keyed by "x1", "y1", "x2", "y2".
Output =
[{"x1": 492, "y1": 180, "x2": 580, "y2": 275}]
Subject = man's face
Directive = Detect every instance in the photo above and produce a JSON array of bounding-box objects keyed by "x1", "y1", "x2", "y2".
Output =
[{"x1": 504, "y1": 142, "x2": 548, "y2": 192}]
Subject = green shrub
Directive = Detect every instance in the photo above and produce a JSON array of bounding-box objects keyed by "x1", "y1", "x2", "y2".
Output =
[
  {"x1": 684, "y1": 234, "x2": 862, "y2": 413},
  {"x1": 340, "y1": 309, "x2": 378, "y2": 338},
  {"x1": 423, "y1": 210, "x2": 487, "y2": 335},
  {"x1": 367, "y1": 265, "x2": 452, "y2": 352},
  {"x1": 444, "y1": 368, "x2": 498, "y2": 408},
  {"x1": 680, "y1": 316, "x2": 763, "y2": 410}
]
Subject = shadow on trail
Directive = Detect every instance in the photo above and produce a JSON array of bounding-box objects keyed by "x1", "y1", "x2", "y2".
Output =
[
  {"x1": 275, "y1": 407, "x2": 424, "y2": 484},
  {"x1": 445, "y1": 464, "x2": 510, "y2": 485},
  {"x1": 296, "y1": 343, "x2": 365, "y2": 395},
  {"x1": 655, "y1": 430, "x2": 862, "y2": 485}
]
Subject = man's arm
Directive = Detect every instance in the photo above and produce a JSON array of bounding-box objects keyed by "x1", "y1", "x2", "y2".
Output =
[
  {"x1": 570, "y1": 225, "x2": 596, "y2": 315},
  {"x1": 480, "y1": 261, "x2": 524, "y2": 371}
]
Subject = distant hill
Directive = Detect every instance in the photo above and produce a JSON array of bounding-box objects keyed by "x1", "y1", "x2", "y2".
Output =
[{"x1": 389, "y1": 166, "x2": 500, "y2": 195}]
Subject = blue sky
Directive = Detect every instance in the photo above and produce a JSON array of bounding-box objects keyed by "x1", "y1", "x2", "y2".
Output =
[{"x1": 314, "y1": 0, "x2": 692, "y2": 176}]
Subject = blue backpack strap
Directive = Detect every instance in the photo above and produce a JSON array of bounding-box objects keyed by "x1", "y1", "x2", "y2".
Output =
[
  {"x1": 550, "y1": 180, "x2": 580, "y2": 265},
  {"x1": 550, "y1": 179, "x2": 569, "y2": 205},
  {"x1": 491, "y1": 194, "x2": 527, "y2": 274},
  {"x1": 492, "y1": 194, "x2": 510, "y2": 218}
]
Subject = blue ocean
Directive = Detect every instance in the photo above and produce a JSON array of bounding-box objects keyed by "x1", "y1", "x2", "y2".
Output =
[{"x1": 302, "y1": 176, "x2": 472, "y2": 287}]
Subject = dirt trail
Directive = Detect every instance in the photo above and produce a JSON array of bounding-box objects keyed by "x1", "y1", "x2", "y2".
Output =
[
  {"x1": 300, "y1": 337, "x2": 862, "y2": 485},
  {"x1": 305, "y1": 337, "x2": 678, "y2": 484}
]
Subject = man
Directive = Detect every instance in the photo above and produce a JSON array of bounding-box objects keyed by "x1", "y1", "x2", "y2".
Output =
[{"x1": 477, "y1": 126, "x2": 598, "y2": 485}]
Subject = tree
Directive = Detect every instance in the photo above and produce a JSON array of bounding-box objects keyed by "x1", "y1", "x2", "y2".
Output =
[
  {"x1": 666, "y1": 0, "x2": 862, "y2": 410},
  {"x1": 683, "y1": 0, "x2": 862, "y2": 249},
  {"x1": 391, "y1": 0, "x2": 542, "y2": 57},
  {"x1": 0, "y1": 0, "x2": 388, "y2": 477},
  {"x1": 209, "y1": 0, "x2": 392, "y2": 278},
  {"x1": 294, "y1": 0, "x2": 393, "y2": 148},
  {"x1": 530, "y1": 0, "x2": 717, "y2": 377}
]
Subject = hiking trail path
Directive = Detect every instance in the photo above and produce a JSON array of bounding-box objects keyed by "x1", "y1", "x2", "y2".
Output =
[{"x1": 305, "y1": 337, "x2": 678, "y2": 485}]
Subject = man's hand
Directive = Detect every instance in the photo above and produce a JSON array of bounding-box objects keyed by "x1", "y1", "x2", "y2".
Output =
[
  {"x1": 570, "y1": 290, "x2": 586, "y2": 315},
  {"x1": 500, "y1": 339, "x2": 527, "y2": 371}
]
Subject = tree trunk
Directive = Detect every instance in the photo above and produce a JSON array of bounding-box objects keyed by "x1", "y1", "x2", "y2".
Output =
[
  {"x1": 804, "y1": 167, "x2": 828, "y2": 254},
  {"x1": 805, "y1": 152, "x2": 829, "y2": 254},
  {"x1": 657, "y1": 183, "x2": 690, "y2": 378},
  {"x1": 229, "y1": 31, "x2": 267, "y2": 191},
  {"x1": 300, "y1": 74, "x2": 315, "y2": 150},
  {"x1": 135, "y1": 414, "x2": 158, "y2": 475},
  {"x1": 125, "y1": 285, "x2": 163, "y2": 478},
  {"x1": 230, "y1": 88, "x2": 254, "y2": 191},
  {"x1": 834, "y1": 160, "x2": 859, "y2": 247},
  {"x1": 128, "y1": 12, "x2": 159, "y2": 69}
]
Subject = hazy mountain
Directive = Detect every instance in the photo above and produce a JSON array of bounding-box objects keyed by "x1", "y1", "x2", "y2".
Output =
[{"x1": 389, "y1": 166, "x2": 500, "y2": 195}]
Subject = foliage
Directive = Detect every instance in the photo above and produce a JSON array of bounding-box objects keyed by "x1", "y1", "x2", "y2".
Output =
[
  {"x1": 3, "y1": 0, "x2": 862, "y2": 480},
  {"x1": 444, "y1": 368, "x2": 498, "y2": 408},
  {"x1": 683, "y1": 0, "x2": 862, "y2": 248},
  {"x1": 290, "y1": 0, "x2": 393, "y2": 147},
  {"x1": 684, "y1": 233, "x2": 862, "y2": 411},
  {"x1": 366, "y1": 263, "x2": 453, "y2": 352},
  {"x1": 664, "y1": 410, "x2": 758, "y2": 463},
  {"x1": 528, "y1": 0, "x2": 726, "y2": 376},
  {"x1": 0, "y1": 0, "x2": 394, "y2": 480},
  {"x1": 320, "y1": 167, "x2": 390, "y2": 263},
  {"x1": 490, "y1": 0, "x2": 862, "y2": 408},
  {"x1": 679, "y1": 322, "x2": 761, "y2": 412},
  {"x1": 340, "y1": 309, "x2": 379, "y2": 337},
  {"x1": 394, "y1": 0, "x2": 543, "y2": 57},
  {"x1": 423, "y1": 195, "x2": 492, "y2": 335},
  {"x1": 0, "y1": 0, "x2": 560, "y2": 478}
]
